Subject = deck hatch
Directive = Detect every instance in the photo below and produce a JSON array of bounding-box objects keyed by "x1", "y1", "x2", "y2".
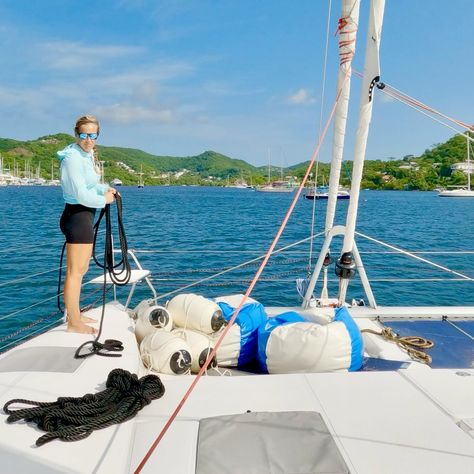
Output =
[{"x1": 196, "y1": 411, "x2": 349, "y2": 474}]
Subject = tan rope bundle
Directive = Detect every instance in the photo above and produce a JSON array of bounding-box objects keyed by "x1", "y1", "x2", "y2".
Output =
[{"x1": 361, "y1": 326, "x2": 434, "y2": 365}]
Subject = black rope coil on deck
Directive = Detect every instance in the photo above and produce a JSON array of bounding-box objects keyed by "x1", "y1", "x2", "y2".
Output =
[{"x1": 3, "y1": 369, "x2": 165, "y2": 446}]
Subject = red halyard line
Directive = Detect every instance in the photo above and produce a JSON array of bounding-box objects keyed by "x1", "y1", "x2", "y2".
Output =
[{"x1": 133, "y1": 70, "x2": 351, "y2": 473}]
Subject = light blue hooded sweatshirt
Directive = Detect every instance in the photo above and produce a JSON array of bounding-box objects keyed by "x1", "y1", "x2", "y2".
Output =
[{"x1": 57, "y1": 143, "x2": 109, "y2": 208}]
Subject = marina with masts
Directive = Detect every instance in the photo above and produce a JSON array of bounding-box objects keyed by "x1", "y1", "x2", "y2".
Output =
[{"x1": 0, "y1": 154, "x2": 60, "y2": 186}]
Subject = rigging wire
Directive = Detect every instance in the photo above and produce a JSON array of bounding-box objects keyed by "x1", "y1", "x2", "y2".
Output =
[
  {"x1": 356, "y1": 231, "x2": 474, "y2": 281},
  {"x1": 0, "y1": 266, "x2": 67, "y2": 289},
  {"x1": 353, "y1": 69, "x2": 473, "y2": 138},
  {"x1": 134, "y1": 64, "x2": 348, "y2": 474},
  {"x1": 309, "y1": 0, "x2": 333, "y2": 270},
  {"x1": 153, "y1": 232, "x2": 324, "y2": 302},
  {"x1": 0, "y1": 230, "x2": 105, "y2": 255}
]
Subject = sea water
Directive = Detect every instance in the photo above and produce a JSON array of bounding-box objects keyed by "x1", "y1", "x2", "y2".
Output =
[{"x1": 1, "y1": 186, "x2": 473, "y2": 345}]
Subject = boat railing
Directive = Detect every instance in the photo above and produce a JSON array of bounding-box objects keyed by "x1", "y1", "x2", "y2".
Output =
[{"x1": 1, "y1": 232, "x2": 474, "y2": 353}]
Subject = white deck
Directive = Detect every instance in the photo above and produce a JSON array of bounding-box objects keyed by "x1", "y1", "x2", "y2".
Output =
[{"x1": 0, "y1": 303, "x2": 473, "y2": 473}]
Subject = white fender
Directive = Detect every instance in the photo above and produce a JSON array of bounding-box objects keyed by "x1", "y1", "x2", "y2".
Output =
[
  {"x1": 265, "y1": 322, "x2": 353, "y2": 373},
  {"x1": 140, "y1": 331, "x2": 192, "y2": 375},
  {"x1": 210, "y1": 325, "x2": 241, "y2": 367},
  {"x1": 167, "y1": 293, "x2": 225, "y2": 334},
  {"x1": 134, "y1": 299, "x2": 153, "y2": 319},
  {"x1": 173, "y1": 328, "x2": 216, "y2": 373},
  {"x1": 135, "y1": 305, "x2": 172, "y2": 343}
]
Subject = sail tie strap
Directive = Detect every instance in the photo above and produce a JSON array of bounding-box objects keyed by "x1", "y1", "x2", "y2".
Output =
[
  {"x1": 361, "y1": 327, "x2": 433, "y2": 365},
  {"x1": 3, "y1": 368, "x2": 165, "y2": 446}
]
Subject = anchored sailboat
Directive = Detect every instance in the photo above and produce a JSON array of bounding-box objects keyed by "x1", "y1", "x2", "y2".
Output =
[
  {"x1": 439, "y1": 134, "x2": 474, "y2": 197},
  {"x1": 138, "y1": 165, "x2": 145, "y2": 188},
  {"x1": 256, "y1": 148, "x2": 295, "y2": 193},
  {"x1": 0, "y1": 2, "x2": 473, "y2": 473}
]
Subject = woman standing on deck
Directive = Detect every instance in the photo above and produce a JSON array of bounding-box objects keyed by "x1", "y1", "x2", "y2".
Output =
[{"x1": 58, "y1": 115, "x2": 116, "y2": 334}]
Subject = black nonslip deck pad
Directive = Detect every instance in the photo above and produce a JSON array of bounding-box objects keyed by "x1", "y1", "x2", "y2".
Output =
[{"x1": 0, "y1": 347, "x2": 84, "y2": 373}]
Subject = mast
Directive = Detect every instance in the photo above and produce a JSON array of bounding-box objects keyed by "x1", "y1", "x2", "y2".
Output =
[
  {"x1": 267, "y1": 147, "x2": 271, "y2": 184},
  {"x1": 467, "y1": 135, "x2": 471, "y2": 191},
  {"x1": 325, "y1": 0, "x2": 361, "y2": 233},
  {"x1": 337, "y1": 0, "x2": 386, "y2": 304}
]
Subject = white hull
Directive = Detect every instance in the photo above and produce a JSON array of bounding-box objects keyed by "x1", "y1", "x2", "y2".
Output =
[
  {"x1": 1, "y1": 301, "x2": 473, "y2": 473},
  {"x1": 439, "y1": 189, "x2": 474, "y2": 197},
  {"x1": 256, "y1": 186, "x2": 294, "y2": 193}
]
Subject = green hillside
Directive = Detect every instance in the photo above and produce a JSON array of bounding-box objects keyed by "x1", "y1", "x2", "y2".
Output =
[
  {"x1": 288, "y1": 132, "x2": 473, "y2": 190},
  {"x1": 0, "y1": 131, "x2": 471, "y2": 189},
  {"x1": 0, "y1": 134, "x2": 266, "y2": 186}
]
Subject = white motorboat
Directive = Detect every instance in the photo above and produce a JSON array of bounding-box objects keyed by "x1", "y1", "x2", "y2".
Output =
[
  {"x1": 0, "y1": 2, "x2": 473, "y2": 474},
  {"x1": 305, "y1": 185, "x2": 350, "y2": 200},
  {"x1": 111, "y1": 178, "x2": 123, "y2": 186}
]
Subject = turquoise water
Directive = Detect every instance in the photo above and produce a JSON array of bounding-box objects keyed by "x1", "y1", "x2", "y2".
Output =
[{"x1": 1, "y1": 186, "x2": 474, "y2": 346}]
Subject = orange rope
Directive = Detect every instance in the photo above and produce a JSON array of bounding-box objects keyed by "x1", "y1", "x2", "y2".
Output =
[{"x1": 133, "y1": 73, "x2": 351, "y2": 474}]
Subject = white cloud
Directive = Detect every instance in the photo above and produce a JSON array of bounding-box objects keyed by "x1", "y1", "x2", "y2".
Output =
[
  {"x1": 288, "y1": 88, "x2": 316, "y2": 105},
  {"x1": 95, "y1": 104, "x2": 174, "y2": 124},
  {"x1": 42, "y1": 41, "x2": 145, "y2": 70}
]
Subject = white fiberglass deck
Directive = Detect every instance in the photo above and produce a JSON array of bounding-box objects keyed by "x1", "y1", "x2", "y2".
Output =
[{"x1": 0, "y1": 303, "x2": 472, "y2": 474}]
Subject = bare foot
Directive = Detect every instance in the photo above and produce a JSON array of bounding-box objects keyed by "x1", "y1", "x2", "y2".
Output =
[
  {"x1": 65, "y1": 313, "x2": 97, "y2": 324},
  {"x1": 80, "y1": 314, "x2": 97, "y2": 323},
  {"x1": 67, "y1": 322, "x2": 97, "y2": 334}
]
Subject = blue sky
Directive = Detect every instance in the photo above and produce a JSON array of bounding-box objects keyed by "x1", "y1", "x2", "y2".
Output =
[{"x1": 0, "y1": 0, "x2": 472, "y2": 166}]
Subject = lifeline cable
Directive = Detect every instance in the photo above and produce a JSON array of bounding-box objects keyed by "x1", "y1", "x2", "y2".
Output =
[
  {"x1": 133, "y1": 67, "x2": 350, "y2": 474},
  {"x1": 74, "y1": 193, "x2": 131, "y2": 359}
]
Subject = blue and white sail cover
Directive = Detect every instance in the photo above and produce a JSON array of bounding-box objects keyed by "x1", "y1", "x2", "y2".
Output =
[
  {"x1": 257, "y1": 307, "x2": 364, "y2": 374},
  {"x1": 214, "y1": 296, "x2": 268, "y2": 367}
]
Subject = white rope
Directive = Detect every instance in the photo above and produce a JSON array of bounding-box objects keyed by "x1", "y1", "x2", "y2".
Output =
[
  {"x1": 133, "y1": 249, "x2": 287, "y2": 254},
  {"x1": 0, "y1": 282, "x2": 103, "y2": 321},
  {"x1": 152, "y1": 277, "x2": 472, "y2": 284},
  {"x1": 0, "y1": 266, "x2": 67, "y2": 288},
  {"x1": 0, "y1": 293, "x2": 64, "y2": 321},
  {"x1": 356, "y1": 231, "x2": 474, "y2": 281},
  {"x1": 444, "y1": 319, "x2": 474, "y2": 340},
  {"x1": 208, "y1": 366, "x2": 232, "y2": 377},
  {"x1": 129, "y1": 249, "x2": 474, "y2": 255},
  {"x1": 155, "y1": 233, "x2": 325, "y2": 301},
  {"x1": 309, "y1": 0, "x2": 333, "y2": 269},
  {"x1": 0, "y1": 230, "x2": 105, "y2": 255},
  {"x1": 0, "y1": 239, "x2": 65, "y2": 255}
]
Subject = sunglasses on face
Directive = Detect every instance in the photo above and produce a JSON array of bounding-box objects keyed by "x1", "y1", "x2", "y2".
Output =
[{"x1": 78, "y1": 132, "x2": 99, "y2": 140}]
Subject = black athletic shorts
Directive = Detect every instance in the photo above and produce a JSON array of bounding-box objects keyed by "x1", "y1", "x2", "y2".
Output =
[{"x1": 60, "y1": 204, "x2": 96, "y2": 244}]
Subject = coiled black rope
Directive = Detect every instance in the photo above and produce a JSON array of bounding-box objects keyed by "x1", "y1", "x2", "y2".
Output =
[
  {"x1": 92, "y1": 192, "x2": 131, "y2": 286},
  {"x1": 75, "y1": 193, "x2": 132, "y2": 359},
  {"x1": 3, "y1": 368, "x2": 165, "y2": 446}
]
